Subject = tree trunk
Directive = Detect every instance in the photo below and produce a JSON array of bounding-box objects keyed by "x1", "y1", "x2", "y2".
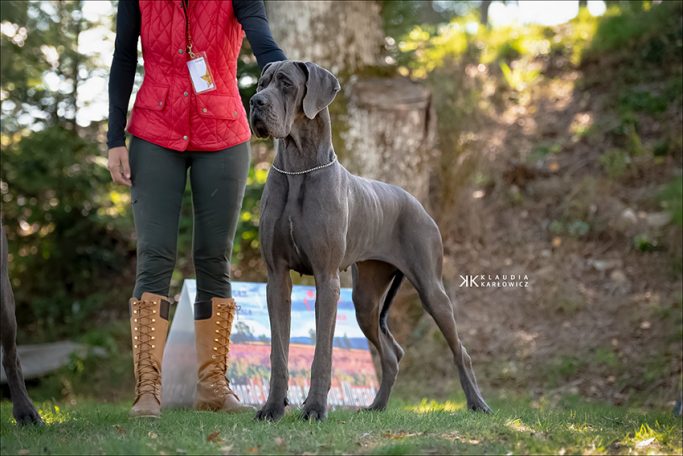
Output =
[
  {"x1": 266, "y1": 0, "x2": 385, "y2": 75},
  {"x1": 480, "y1": 0, "x2": 492, "y2": 26}
]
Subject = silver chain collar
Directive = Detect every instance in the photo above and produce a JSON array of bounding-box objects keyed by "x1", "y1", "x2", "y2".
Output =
[{"x1": 270, "y1": 154, "x2": 338, "y2": 175}]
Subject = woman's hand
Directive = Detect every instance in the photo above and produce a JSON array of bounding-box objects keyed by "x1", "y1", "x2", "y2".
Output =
[{"x1": 108, "y1": 146, "x2": 132, "y2": 187}]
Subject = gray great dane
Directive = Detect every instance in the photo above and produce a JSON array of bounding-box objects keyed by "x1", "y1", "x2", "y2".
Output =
[{"x1": 249, "y1": 61, "x2": 491, "y2": 421}]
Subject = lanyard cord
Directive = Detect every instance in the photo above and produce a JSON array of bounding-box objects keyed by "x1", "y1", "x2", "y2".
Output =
[{"x1": 181, "y1": 0, "x2": 196, "y2": 58}]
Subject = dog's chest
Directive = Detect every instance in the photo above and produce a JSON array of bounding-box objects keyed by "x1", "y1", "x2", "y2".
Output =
[{"x1": 265, "y1": 177, "x2": 315, "y2": 275}]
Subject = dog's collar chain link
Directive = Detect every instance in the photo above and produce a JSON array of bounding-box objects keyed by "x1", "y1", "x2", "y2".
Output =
[{"x1": 270, "y1": 154, "x2": 338, "y2": 175}]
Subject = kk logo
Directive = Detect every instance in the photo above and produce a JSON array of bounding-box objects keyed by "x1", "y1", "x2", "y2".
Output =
[{"x1": 459, "y1": 275, "x2": 479, "y2": 287}]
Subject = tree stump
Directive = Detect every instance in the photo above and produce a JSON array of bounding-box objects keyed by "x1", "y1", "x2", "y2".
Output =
[{"x1": 342, "y1": 76, "x2": 436, "y2": 204}]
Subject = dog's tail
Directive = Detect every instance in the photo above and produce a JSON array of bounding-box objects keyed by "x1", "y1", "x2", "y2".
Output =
[{"x1": 379, "y1": 271, "x2": 404, "y2": 335}]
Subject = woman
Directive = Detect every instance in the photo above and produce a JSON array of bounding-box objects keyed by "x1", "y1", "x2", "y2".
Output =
[{"x1": 107, "y1": 0, "x2": 286, "y2": 418}]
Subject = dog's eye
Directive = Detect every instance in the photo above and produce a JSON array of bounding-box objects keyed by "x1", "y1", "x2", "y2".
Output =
[{"x1": 277, "y1": 75, "x2": 292, "y2": 87}]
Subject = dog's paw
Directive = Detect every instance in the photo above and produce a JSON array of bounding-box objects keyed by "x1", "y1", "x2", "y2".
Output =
[
  {"x1": 14, "y1": 406, "x2": 43, "y2": 426},
  {"x1": 360, "y1": 403, "x2": 387, "y2": 413},
  {"x1": 468, "y1": 399, "x2": 493, "y2": 414},
  {"x1": 255, "y1": 403, "x2": 285, "y2": 422},
  {"x1": 300, "y1": 402, "x2": 326, "y2": 421}
]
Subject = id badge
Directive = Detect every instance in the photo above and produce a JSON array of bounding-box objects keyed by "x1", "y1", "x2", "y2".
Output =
[{"x1": 187, "y1": 52, "x2": 216, "y2": 94}]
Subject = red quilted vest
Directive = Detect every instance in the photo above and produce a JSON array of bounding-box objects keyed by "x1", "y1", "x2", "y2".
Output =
[{"x1": 127, "y1": 0, "x2": 251, "y2": 152}]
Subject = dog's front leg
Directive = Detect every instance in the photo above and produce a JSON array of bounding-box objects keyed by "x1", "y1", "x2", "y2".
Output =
[
  {"x1": 255, "y1": 265, "x2": 292, "y2": 421},
  {"x1": 301, "y1": 272, "x2": 340, "y2": 421}
]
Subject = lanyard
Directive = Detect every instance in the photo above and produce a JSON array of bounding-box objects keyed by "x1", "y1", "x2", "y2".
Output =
[{"x1": 181, "y1": 0, "x2": 196, "y2": 58}]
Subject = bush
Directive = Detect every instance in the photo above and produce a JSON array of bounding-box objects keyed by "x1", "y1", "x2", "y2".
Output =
[
  {"x1": 1, "y1": 126, "x2": 135, "y2": 340},
  {"x1": 583, "y1": 1, "x2": 683, "y2": 64}
]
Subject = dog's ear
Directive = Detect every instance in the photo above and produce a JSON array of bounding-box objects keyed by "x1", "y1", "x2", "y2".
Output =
[
  {"x1": 297, "y1": 61, "x2": 341, "y2": 120},
  {"x1": 261, "y1": 61, "x2": 276, "y2": 76},
  {"x1": 258, "y1": 61, "x2": 277, "y2": 84}
]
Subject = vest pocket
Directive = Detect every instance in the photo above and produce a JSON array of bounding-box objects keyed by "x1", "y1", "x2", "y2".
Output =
[
  {"x1": 133, "y1": 82, "x2": 169, "y2": 111},
  {"x1": 196, "y1": 95, "x2": 243, "y2": 121}
]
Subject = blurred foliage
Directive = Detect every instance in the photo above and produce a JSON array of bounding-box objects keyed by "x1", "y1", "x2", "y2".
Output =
[
  {"x1": 0, "y1": 1, "x2": 92, "y2": 132},
  {"x1": 392, "y1": 8, "x2": 602, "y2": 78},
  {"x1": 1, "y1": 1, "x2": 135, "y2": 340},
  {"x1": 380, "y1": 0, "x2": 471, "y2": 40},
  {"x1": 584, "y1": 0, "x2": 683, "y2": 63},
  {"x1": 659, "y1": 176, "x2": 683, "y2": 227},
  {"x1": 1, "y1": 125, "x2": 134, "y2": 339}
]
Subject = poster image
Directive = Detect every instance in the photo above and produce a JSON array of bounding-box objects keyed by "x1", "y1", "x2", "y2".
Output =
[{"x1": 162, "y1": 280, "x2": 379, "y2": 409}]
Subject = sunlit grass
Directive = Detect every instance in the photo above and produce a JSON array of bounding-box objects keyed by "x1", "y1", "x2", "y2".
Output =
[
  {"x1": 404, "y1": 398, "x2": 466, "y2": 414},
  {"x1": 6, "y1": 401, "x2": 70, "y2": 426},
  {"x1": 1, "y1": 395, "x2": 681, "y2": 455},
  {"x1": 505, "y1": 417, "x2": 534, "y2": 433}
]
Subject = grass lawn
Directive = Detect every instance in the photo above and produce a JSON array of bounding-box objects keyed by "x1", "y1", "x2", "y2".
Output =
[{"x1": 1, "y1": 395, "x2": 681, "y2": 455}]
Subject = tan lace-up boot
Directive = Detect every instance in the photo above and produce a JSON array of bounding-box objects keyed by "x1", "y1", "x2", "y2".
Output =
[
  {"x1": 194, "y1": 297, "x2": 254, "y2": 412},
  {"x1": 129, "y1": 292, "x2": 170, "y2": 418}
]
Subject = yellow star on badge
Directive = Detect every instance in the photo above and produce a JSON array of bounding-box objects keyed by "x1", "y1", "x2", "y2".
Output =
[{"x1": 201, "y1": 72, "x2": 213, "y2": 86}]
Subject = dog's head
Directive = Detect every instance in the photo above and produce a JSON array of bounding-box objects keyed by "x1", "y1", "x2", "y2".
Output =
[{"x1": 249, "y1": 61, "x2": 340, "y2": 139}]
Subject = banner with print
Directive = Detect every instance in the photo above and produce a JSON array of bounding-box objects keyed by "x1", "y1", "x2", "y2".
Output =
[{"x1": 162, "y1": 280, "x2": 379, "y2": 409}]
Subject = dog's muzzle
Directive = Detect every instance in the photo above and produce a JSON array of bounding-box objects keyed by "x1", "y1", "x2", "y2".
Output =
[
  {"x1": 249, "y1": 110, "x2": 270, "y2": 138},
  {"x1": 249, "y1": 94, "x2": 272, "y2": 138}
]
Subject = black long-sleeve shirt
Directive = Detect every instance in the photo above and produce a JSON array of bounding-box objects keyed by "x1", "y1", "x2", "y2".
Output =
[{"x1": 107, "y1": 0, "x2": 286, "y2": 149}]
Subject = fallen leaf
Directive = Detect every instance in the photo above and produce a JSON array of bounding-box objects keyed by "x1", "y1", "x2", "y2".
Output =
[
  {"x1": 207, "y1": 431, "x2": 223, "y2": 443},
  {"x1": 274, "y1": 437, "x2": 285, "y2": 446},
  {"x1": 148, "y1": 431, "x2": 158, "y2": 440},
  {"x1": 220, "y1": 445, "x2": 233, "y2": 455},
  {"x1": 113, "y1": 424, "x2": 126, "y2": 435}
]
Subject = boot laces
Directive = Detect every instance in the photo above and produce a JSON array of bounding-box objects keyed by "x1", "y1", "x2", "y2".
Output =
[
  {"x1": 133, "y1": 300, "x2": 160, "y2": 400},
  {"x1": 209, "y1": 300, "x2": 236, "y2": 398}
]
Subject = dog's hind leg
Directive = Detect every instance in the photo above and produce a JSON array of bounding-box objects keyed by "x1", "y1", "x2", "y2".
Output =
[
  {"x1": 352, "y1": 260, "x2": 404, "y2": 411},
  {"x1": 398, "y1": 225, "x2": 491, "y2": 413},
  {"x1": 408, "y1": 267, "x2": 491, "y2": 413},
  {"x1": 0, "y1": 225, "x2": 42, "y2": 425}
]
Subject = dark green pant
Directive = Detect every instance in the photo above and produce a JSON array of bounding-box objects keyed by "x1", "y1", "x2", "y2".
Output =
[{"x1": 129, "y1": 136, "x2": 250, "y2": 305}]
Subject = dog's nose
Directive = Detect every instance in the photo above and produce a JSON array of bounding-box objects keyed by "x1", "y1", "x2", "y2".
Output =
[{"x1": 250, "y1": 94, "x2": 267, "y2": 107}]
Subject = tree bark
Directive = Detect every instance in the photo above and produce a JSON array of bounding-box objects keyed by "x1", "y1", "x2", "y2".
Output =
[
  {"x1": 343, "y1": 77, "x2": 436, "y2": 203},
  {"x1": 266, "y1": 0, "x2": 385, "y2": 75}
]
